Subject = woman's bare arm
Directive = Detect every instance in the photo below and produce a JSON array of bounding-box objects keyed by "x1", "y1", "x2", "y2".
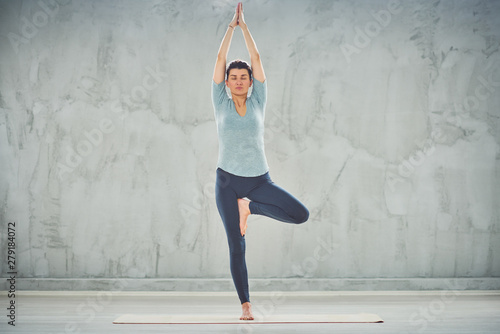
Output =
[
  {"x1": 213, "y1": 7, "x2": 239, "y2": 84},
  {"x1": 238, "y1": 3, "x2": 266, "y2": 83}
]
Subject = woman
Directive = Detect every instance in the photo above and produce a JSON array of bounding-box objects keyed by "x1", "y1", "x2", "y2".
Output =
[{"x1": 212, "y1": 3, "x2": 309, "y2": 320}]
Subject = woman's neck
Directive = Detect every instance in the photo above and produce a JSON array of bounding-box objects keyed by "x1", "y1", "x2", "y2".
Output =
[{"x1": 232, "y1": 94, "x2": 247, "y2": 107}]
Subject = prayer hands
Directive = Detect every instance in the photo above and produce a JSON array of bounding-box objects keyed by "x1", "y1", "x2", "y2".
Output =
[{"x1": 229, "y1": 3, "x2": 246, "y2": 29}]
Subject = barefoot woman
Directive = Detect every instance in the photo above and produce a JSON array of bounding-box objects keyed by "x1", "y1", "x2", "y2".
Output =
[{"x1": 212, "y1": 3, "x2": 309, "y2": 320}]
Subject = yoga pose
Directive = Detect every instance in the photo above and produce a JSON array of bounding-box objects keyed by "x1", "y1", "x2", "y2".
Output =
[{"x1": 212, "y1": 3, "x2": 309, "y2": 320}]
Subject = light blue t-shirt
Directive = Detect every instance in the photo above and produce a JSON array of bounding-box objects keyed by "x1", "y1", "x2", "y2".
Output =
[{"x1": 212, "y1": 79, "x2": 269, "y2": 177}]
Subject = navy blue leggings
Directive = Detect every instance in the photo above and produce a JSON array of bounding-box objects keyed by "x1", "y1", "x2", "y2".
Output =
[{"x1": 215, "y1": 167, "x2": 309, "y2": 304}]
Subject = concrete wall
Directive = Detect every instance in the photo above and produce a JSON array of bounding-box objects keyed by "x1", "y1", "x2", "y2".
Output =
[{"x1": 0, "y1": 0, "x2": 499, "y2": 288}]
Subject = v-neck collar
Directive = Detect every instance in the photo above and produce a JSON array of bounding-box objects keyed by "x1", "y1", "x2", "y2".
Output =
[{"x1": 232, "y1": 99, "x2": 248, "y2": 118}]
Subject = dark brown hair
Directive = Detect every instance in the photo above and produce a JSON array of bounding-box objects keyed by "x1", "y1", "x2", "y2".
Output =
[{"x1": 226, "y1": 60, "x2": 252, "y2": 81}]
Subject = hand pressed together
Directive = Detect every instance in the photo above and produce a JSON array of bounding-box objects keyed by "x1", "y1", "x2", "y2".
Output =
[
  {"x1": 236, "y1": 2, "x2": 247, "y2": 29},
  {"x1": 229, "y1": 3, "x2": 247, "y2": 29}
]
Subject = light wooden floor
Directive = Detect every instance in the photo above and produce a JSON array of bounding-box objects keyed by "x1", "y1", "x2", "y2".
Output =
[{"x1": 1, "y1": 291, "x2": 499, "y2": 333}]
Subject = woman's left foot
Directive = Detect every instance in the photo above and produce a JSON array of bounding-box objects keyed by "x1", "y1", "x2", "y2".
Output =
[
  {"x1": 237, "y1": 198, "x2": 251, "y2": 236},
  {"x1": 240, "y1": 302, "x2": 254, "y2": 320}
]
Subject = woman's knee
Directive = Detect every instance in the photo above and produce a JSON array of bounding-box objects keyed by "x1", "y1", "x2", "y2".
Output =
[
  {"x1": 294, "y1": 206, "x2": 309, "y2": 224},
  {"x1": 292, "y1": 207, "x2": 309, "y2": 224}
]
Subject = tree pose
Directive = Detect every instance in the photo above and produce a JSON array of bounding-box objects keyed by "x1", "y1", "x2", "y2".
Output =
[{"x1": 212, "y1": 2, "x2": 309, "y2": 320}]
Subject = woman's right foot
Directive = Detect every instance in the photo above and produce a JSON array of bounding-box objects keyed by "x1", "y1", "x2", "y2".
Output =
[
  {"x1": 237, "y1": 198, "x2": 251, "y2": 236},
  {"x1": 240, "y1": 302, "x2": 254, "y2": 320}
]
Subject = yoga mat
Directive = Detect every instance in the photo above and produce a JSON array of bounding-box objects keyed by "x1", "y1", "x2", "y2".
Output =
[{"x1": 113, "y1": 313, "x2": 384, "y2": 324}]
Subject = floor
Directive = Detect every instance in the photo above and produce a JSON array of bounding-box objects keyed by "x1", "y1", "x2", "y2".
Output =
[{"x1": 1, "y1": 291, "x2": 499, "y2": 334}]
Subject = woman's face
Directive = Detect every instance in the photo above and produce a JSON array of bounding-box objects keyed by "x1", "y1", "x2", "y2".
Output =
[{"x1": 226, "y1": 69, "x2": 252, "y2": 97}]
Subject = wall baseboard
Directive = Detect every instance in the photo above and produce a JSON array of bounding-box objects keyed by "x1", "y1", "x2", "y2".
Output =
[{"x1": 2, "y1": 277, "x2": 500, "y2": 291}]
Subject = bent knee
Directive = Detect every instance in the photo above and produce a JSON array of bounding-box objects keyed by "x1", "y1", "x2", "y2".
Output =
[{"x1": 295, "y1": 207, "x2": 309, "y2": 224}]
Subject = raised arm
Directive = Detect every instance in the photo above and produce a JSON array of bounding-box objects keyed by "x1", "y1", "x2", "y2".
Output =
[
  {"x1": 237, "y1": 3, "x2": 266, "y2": 83},
  {"x1": 213, "y1": 7, "x2": 239, "y2": 84}
]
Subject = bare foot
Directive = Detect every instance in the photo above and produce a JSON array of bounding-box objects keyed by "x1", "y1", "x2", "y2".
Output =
[
  {"x1": 237, "y1": 198, "x2": 251, "y2": 236},
  {"x1": 240, "y1": 302, "x2": 254, "y2": 320}
]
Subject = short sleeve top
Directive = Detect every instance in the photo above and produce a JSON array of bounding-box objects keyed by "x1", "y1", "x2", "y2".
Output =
[{"x1": 212, "y1": 79, "x2": 269, "y2": 177}]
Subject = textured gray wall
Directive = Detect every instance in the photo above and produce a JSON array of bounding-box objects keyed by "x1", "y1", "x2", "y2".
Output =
[{"x1": 0, "y1": 0, "x2": 499, "y2": 283}]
